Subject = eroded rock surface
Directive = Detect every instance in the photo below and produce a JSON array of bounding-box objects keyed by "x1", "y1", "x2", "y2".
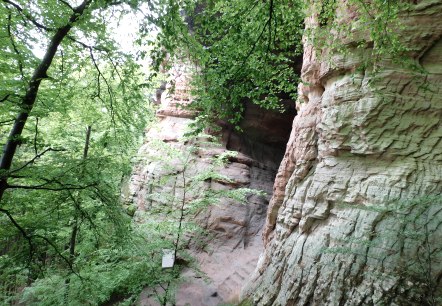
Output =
[
  {"x1": 243, "y1": 1, "x2": 442, "y2": 305},
  {"x1": 128, "y1": 64, "x2": 295, "y2": 305}
]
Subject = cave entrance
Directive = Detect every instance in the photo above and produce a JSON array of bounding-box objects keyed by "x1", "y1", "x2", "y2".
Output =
[{"x1": 226, "y1": 99, "x2": 297, "y2": 170}]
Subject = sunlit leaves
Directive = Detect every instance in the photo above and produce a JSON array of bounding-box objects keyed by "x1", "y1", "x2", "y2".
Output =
[
  {"x1": 0, "y1": 0, "x2": 157, "y2": 304},
  {"x1": 150, "y1": 0, "x2": 304, "y2": 131}
]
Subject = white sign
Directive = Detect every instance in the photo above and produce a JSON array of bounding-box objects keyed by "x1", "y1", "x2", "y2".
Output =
[{"x1": 162, "y1": 249, "x2": 175, "y2": 269}]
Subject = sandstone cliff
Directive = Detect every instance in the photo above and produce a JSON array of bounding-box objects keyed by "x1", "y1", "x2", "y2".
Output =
[
  {"x1": 242, "y1": 1, "x2": 442, "y2": 305},
  {"x1": 128, "y1": 64, "x2": 296, "y2": 305},
  {"x1": 130, "y1": 1, "x2": 442, "y2": 304}
]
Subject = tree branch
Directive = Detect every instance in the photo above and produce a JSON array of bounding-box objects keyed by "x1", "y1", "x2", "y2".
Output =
[
  {"x1": 0, "y1": 207, "x2": 34, "y2": 260},
  {"x1": 67, "y1": 35, "x2": 111, "y2": 53},
  {"x1": 33, "y1": 234, "x2": 80, "y2": 277},
  {"x1": 67, "y1": 36, "x2": 116, "y2": 123},
  {"x1": 6, "y1": 182, "x2": 97, "y2": 191},
  {"x1": 7, "y1": 11, "x2": 24, "y2": 78},
  {"x1": 34, "y1": 117, "x2": 39, "y2": 155},
  {"x1": 5, "y1": 147, "x2": 63, "y2": 177},
  {"x1": 0, "y1": 0, "x2": 93, "y2": 203},
  {"x1": 231, "y1": 6, "x2": 273, "y2": 80},
  {"x1": 0, "y1": 94, "x2": 10, "y2": 103},
  {"x1": 0, "y1": 118, "x2": 16, "y2": 125},
  {"x1": 89, "y1": 49, "x2": 116, "y2": 125},
  {"x1": 2, "y1": 0, "x2": 54, "y2": 31},
  {"x1": 67, "y1": 191, "x2": 100, "y2": 242},
  {"x1": 0, "y1": 207, "x2": 81, "y2": 278},
  {"x1": 267, "y1": 0, "x2": 274, "y2": 55},
  {"x1": 107, "y1": 54, "x2": 124, "y2": 83}
]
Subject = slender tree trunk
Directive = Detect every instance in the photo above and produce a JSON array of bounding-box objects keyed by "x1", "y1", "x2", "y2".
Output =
[
  {"x1": 64, "y1": 125, "x2": 91, "y2": 303},
  {"x1": 70, "y1": 126, "x2": 92, "y2": 258},
  {"x1": 0, "y1": 0, "x2": 92, "y2": 203}
]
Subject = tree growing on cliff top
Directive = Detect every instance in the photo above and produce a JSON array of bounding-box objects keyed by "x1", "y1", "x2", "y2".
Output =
[
  {"x1": 147, "y1": 0, "x2": 410, "y2": 132},
  {"x1": 148, "y1": 0, "x2": 305, "y2": 132}
]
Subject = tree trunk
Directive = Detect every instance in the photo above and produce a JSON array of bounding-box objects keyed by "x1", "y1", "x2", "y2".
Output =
[
  {"x1": 64, "y1": 125, "x2": 91, "y2": 303},
  {"x1": 0, "y1": 0, "x2": 92, "y2": 203}
]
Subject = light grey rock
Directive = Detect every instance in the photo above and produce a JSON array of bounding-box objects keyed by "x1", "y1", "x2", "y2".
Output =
[{"x1": 243, "y1": 1, "x2": 442, "y2": 305}]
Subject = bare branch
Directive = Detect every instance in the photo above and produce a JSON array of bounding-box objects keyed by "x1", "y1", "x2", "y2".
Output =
[
  {"x1": 6, "y1": 147, "x2": 63, "y2": 177},
  {"x1": 2, "y1": 0, "x2": 54, "y2": 31},
  {"x1": 7, "y1": 11, "x2": 24, "y2": 78}
]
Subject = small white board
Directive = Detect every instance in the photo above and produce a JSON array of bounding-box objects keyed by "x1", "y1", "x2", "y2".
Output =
[{"x1": 162, "y1": 249, "x2": 175, "y2": 269}]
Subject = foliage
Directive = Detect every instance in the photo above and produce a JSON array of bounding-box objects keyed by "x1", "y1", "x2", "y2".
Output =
[
  {"x1": 143, "y1": 0, "x2": 417, "y2": 134},
  {"x1": 0, "y1": 0, "x2": 418, "y2": 304},
  {"x1": 149, "y1": 0, "x2": 305, "y2": 132},
  {"x1": 18, "y1": 228, "x2": 178, "y2": 306},
  {"x1": 0, "y1": 73, "x2": 152, "y2": 302},
  {"x1": 0, "y1": 0, "x2": 161, "y2": 304}
]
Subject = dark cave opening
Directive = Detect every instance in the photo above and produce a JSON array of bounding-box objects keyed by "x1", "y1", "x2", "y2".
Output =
[{"x1": 224, "y1": 99, "x2": 297, "y2": 170}]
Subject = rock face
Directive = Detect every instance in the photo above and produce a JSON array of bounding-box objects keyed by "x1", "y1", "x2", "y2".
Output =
[
  {"x1": 128, "y1": 64, "x2": 296, "y2": 305},
  {"x1": 243, "y1": 1, "x2": 442, "y2": 305}
]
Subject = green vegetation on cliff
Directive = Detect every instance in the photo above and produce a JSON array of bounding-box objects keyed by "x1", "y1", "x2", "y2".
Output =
[{"x1": 0, "y1": 0, "x2": 418, "y2": 304}]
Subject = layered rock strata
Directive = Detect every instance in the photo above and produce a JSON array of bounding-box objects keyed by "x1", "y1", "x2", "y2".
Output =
[
  {"x1": 243, "y1": 1, "x2": 442, "y2": 305},
  {"x1": 128, "y1": 64, "x2": 295, "y2": 305}
]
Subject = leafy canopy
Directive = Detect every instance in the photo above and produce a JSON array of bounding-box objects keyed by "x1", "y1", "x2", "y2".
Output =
[
  {"x1": 149, "y1": 0, "x2": 305, "y2": 131},
  {"x1": 0, "y1": 0, "x2": 165, "y2": 304}
]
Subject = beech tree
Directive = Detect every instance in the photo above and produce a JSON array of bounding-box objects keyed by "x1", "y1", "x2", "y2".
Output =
[
  {"x1": 146, "y1": 0, "x2": 304, "y2": 132},
  {"x1": 147, "y1": 0, "x2": 407, "y2": 132},
  {"x1": 0, "y1": 0, "x2": 143, "y2": 202},
  {"x1": 0, "y1": 0, "x2": 162, "y2": 303}
]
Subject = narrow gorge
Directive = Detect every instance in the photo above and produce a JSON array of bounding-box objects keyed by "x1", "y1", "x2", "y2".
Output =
[
  {"x1": 128, "y1": 1, "x2": 442, "y2": 305},
  {"x1": 1, "y1": 0, "x2": 440, "y2": 305},
  {"x1": 127, "y1": 64, "x2": 298, "y2": 305}
]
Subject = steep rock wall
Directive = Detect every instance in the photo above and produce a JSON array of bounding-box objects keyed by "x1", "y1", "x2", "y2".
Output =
[
  {"x1": 243, "y1": 1, "x2": 442, "y2": 305},
  {"x1": 128, "y1": 65, "x2": 295, "y2": 305}
]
